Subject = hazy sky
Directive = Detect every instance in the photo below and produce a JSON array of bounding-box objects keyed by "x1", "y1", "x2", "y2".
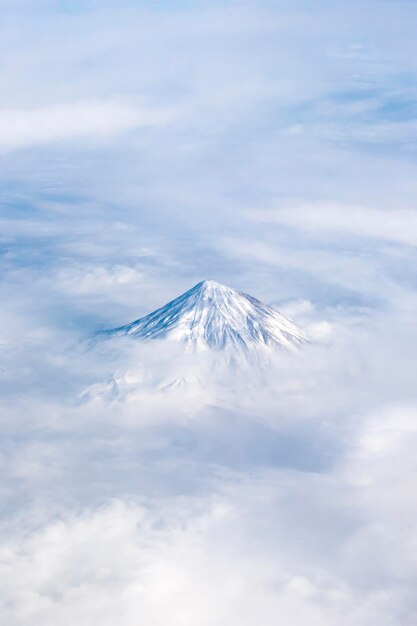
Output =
[{"x1": 1, "y1": 1, "x2": 417, "y2": 625}]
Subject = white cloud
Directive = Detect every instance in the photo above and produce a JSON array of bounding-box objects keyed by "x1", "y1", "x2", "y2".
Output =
[
  {"x1": 249, "y1": 203, "x2": 417, "y2": 247},
  {"x1": 2, "y1": 410, "x2": 417, "y2": 626},
  {"x1": 0, "y1": 100, "x2": 173, "y2": 152},
  {"x1": 1, "y1": 0, "x2": 417, "y2": 623},
  {"x1": 216, "y1": 236, "x2": 391, "y2": 300},
  {"x1": 1, "y1": 261, "x2": 417, "y2": 624}
]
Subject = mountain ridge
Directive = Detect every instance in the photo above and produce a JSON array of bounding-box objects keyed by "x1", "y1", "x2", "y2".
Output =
[{"x1": 102, "y1": 280, "x2": 306, "y2": 352}]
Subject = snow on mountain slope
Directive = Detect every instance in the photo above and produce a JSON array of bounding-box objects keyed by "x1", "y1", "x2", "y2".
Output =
[{"x1": 103, "y1": 280, "x2": 307, "y2": 352}]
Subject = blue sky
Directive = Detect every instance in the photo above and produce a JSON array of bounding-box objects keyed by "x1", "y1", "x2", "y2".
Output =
[{"x1": 1, "y1": 1, "x2": 417, "y2": 625}]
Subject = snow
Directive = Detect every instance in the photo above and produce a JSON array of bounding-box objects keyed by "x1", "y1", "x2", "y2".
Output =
[{"x1": 103, "y1": 280, "x2": 307, "y2": 352}]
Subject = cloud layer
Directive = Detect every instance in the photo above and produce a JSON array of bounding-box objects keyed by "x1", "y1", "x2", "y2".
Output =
[
  {"x1": 0, "y1": 101, "x2": 173, "y2": 152},
  {"x1": 1, "y1": 0, "x2": 417, "y2": 624}
]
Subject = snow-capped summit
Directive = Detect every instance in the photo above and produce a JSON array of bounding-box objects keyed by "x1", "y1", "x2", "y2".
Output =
[{"x1": 103, "y1": 279, "x2": 306, "y2": 352}]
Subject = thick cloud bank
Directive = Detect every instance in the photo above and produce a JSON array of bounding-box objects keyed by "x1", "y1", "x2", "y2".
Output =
[{"x1": 1, "y1": 306, "x2": 416, "y2": 625}]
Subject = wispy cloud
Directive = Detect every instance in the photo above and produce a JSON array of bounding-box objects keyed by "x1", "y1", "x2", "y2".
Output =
[
  {"x1": 248, "y1": 203, "x2": 417, "y2": 247},
  {"x1": 0, "y1": 101, "x2": 174, "y2": 152}
]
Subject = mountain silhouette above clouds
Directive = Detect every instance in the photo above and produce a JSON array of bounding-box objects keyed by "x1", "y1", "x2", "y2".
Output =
[{"x1": 102, "y1": 280, "x2": 307, "y2": 352}]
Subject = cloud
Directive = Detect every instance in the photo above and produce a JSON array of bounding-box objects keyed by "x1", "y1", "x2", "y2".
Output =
[
  {"x1": 1, "y1": 258, "x2": 417, "y2": 626},
  {"x1": 2, "y1": 399, "x2": 417, "y2": 626},
  {"x1": 1, "y1": 0, "x2": 417, "y2": 624},
  {"x1": 249, "y1": 203, "x2": 417, "y2": 248},
  {"x1": 215, "y1": 235, "x2": 393, "y2": 302},
  {"x1": 0, "y1": 100, "x2": 173, "y2": 152}
]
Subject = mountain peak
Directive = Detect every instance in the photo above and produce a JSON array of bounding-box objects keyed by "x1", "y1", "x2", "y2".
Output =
[
  {"x1": 196, "y1": 279, "x2": 232, "y2": 292},
  {"x1": 199, "y1": 279, "x2": 222, "y2": 287},
  {"x1": 194, "y1": 279, "x2": 236, "y2": 298},
  {"x1": 104, "y1": 280, "x2": 307, "y2": 352}
]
